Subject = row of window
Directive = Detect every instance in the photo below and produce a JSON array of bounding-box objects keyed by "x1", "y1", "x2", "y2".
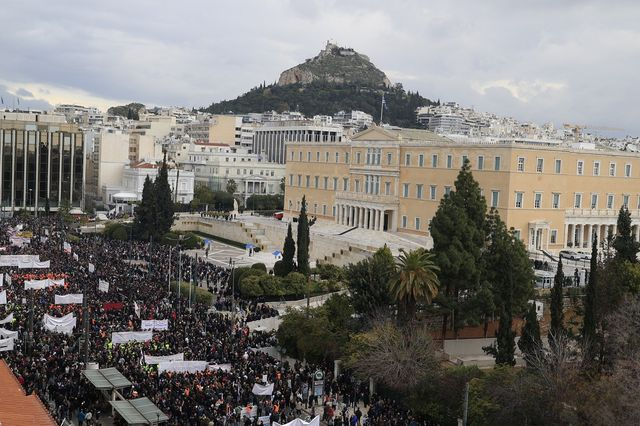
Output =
[
  {"x1": 518, "y1": 157, "x2": 633, "y2": 177},
  {"x1": 513, "y1": 192, "x2": 638, "y2": 210},
  {"x1": 202, "y1": 168, "x2": 276, "y2": 176},
  {"x1": 290, "y1": 149, "x2": 503, "y2": 171}
]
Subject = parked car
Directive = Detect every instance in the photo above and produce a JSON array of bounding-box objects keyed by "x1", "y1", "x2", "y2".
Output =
[
  {"x1": 576, "y1": 251, "x2": 592, "y2": 260},
  {"x1": 559, "y1": 250, "x2": 581, "y2": 260}
]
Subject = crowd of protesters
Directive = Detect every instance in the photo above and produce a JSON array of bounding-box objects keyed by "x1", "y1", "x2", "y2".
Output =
[{"x1": 0, "y1": 216, "x2": 428, "y2": 425}]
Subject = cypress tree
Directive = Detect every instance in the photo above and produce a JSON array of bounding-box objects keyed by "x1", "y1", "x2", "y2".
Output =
[
  {"x1": 549, "y1": 257, "x2": 565, "y2": 340},
  {"x1": 134, "y1": 175, "x2": 157, "y2": 239},
  {"x1": 613, "y1": 206, "x2": 639, "y2": 263},
  {"x1": 430, "y1": 158, "x2": 487, "y2": 336},
  {"x1": 155, "y1": 153, "x2": 175, "y2": 235},
  {"x1": 518, "y1": 303, "x2": 542, "y2": 366},
  {"x1": 296, "y1": 195, "x2": 310, "y2": 276},
  {"x1": 281, "y1": 223, "x2": 296, "y2": 276},
  {"x1": 583, "y1": 236, "x2": 598, "y2": 348}
]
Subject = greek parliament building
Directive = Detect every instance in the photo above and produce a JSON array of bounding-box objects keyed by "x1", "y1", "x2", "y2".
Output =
[
  {"x1": 0, "y1": 112, "x2": 85, "y2": 214},
  {"x1": 284, "y1": 126, "x2": 640, "y2": 253}
]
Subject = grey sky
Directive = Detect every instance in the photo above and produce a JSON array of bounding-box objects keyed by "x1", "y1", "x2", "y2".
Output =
[{"x1": 1, "y1": 0, "x2": 639, "y2": 135}]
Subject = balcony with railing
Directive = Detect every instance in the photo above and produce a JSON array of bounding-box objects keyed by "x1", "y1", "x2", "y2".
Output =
[
  {"x1": 334, "y1": 191, "x2": 399, "y2": 206},
  {"x1": 565, "y1": 208, "x2": 640, "y2": 218}
]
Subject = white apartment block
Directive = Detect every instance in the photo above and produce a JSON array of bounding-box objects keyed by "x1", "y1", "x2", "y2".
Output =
[{"x1": 168, "y1": 140, "x2": 285, "y2": 202}]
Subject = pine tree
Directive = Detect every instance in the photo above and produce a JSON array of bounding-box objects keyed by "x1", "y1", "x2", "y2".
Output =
[
  {"x1": 280, "y1": 222, "x2": 296, "y2": 276},
  {"x1": 583, "y1": 236, "x2": 598, "y2": 349},
  {"x1": 134, "y1": 175, "x2": 157, "y2": 240},
  {"x1": 430, "y1": 158, "x2": 487, "y2": 336},
  {"x1": 549, "y1": 257, "x2": 565, "y2": 340},
  {"x1": 296, "y1": 196, "x2": 310, "y2": 276},
  {"x1": 154, "y1": 154, "x2": 175, "y2": 236},
  {"x1": 518, "y1": 303, "x2": 542, "y2": 366},
  {"x1": 613, "y1": 206, "x2": 639, "y2": 263}
]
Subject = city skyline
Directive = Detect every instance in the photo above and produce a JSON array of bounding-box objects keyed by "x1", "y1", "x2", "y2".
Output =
[{"x1": 1, "y1": 1, "x2": 639, "y2": 135}]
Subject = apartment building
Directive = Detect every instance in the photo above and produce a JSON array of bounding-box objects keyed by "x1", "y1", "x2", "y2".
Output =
[{"x1": 284, "y1": 126, "x2": 640, "y2": 252}]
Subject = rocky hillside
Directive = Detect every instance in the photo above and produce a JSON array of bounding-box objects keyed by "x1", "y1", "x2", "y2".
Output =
[{"x1": 278, "y1": 42, "x2": 391, "y2": 88}]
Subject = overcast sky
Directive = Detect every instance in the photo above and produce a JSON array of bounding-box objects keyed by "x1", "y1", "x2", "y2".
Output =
[{"x1": 1, "y1": 0, "x2": 639, "y2": 135}]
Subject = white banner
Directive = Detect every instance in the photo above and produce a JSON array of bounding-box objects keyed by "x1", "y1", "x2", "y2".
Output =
[
  {"x1": 43, "y1": 313, "x2": 77, "y2": 334},
  {"x1": 17, "y1": 259, "x2": 50, "y2": 269},
  {"x1": 0, "y1": 313, "x2": 14, "y2": 324},
  {"x1": 98, "y1": 280, "x2": 109, "y2": 293},
  {"x1": 0, "y1": 290, "x2": 6, "y2": 305},
  {"x1": 5, "y1": 274, "x2": 11, "y2": 286},
  {"x1": 144, "y1": 353, "x2": 184, "y2": 365},
  {"x1": 63, "y1": 242, "x2": 72, "y2": 253},
  {"x1": 157, "y1": 360, "x2": 209, "y2": 374},
  {"x1": 0, "y1": 328, "x2": 18, "y2": 339},
  {"x1": 208, "y1": 363, "x2": 232, "y2": 372},
  {"x1": 0, "y1": 337, "x2": 14, "y2": 352},
  {"x1": 141, "y1": 319, "x2": 169, "y2": 331},
  {"x1": 55, "y1": 294, "x2": 83, "y2": 305},
  {"x1": 273, "y1": 417, "x2": 320, "y2": 426},
  {"x1": 89, "y1": 263, "x2": 95, "y2": 273},
  {"x1": 25, "y1": 278, "x2": 64, "y2": 290},
  {"x1": 0, "y1": 273, "x2": 4, "y2": 287},
  {"x1": 0, "y1": 255, "x2": 40, "y2": 267},
  {"x1": 134, "y1": 301, "x2": 141, "y2": 318},
  {"x1": 73, "y1": 253, "x2": 79, "y2": 261},
  {"x1": 9, "y1": 237, "x2": 30, "y2": 247},
  {"x1": 252, "y1": 383, "x2": 275, "y2": 396},
  {"x1": 112, "y1": 331, "x2": 153, "y2": 344},
  {"x1": 259, "y1": 416, "x2": 271, "y2": 426}
]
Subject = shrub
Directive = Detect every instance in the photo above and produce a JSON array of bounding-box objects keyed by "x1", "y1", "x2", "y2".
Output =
[
  {"x1": 170, "y1": 281, "x2": 213, "y2": 304},
  {"x1": 240, "y1": 275, "x2": 264, "y2": 297},
  {"x1": 251, "y1": 263, "x2": 267, "y2": 273},
  {"x1": 273, "y1": 260, "x2": 287, "y2": 277},
  {"x1": 105, "y1": 223, "x2": 130, "y2": 241},
  {"x1": 259, "y1": 275, "x2": 285, "y2": 297},
  {"x1": 284, "y1": 272, "x2": 307, "y2": 296},
  {"x1": 315, "y1": 263, "x2": 345, "y2": 281},
  {"x1": 236, "y1": 268, "x2": 265, "y2": 292},
  {"x1": 232, "y1": 267, "x2": 251, "y2": 288}
]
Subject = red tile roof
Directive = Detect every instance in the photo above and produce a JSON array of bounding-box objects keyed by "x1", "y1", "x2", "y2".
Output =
[{"x1": 0, "y1": 360, "x2": 57, "y2": 426}]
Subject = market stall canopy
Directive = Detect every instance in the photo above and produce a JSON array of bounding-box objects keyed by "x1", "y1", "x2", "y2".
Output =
[
  {"x1": 83, "y1": 367, "x2": 132, "y2": 391},
  {"x1": 109, "y1": 397, "x2": 169, "y2": 425}
]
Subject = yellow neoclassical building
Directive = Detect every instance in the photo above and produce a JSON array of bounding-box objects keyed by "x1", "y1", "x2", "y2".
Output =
[{"x1": 283, "y1": 126, "x2": 640, "y2": 253}]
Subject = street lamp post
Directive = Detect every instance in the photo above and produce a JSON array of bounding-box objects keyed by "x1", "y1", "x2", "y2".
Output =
[{"x1": 230, "y1": 259, "x2": 236, "y2": 327}]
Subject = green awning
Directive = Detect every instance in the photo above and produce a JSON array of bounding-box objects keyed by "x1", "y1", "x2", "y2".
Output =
[{"x1": 110, "y1": 397, "x2": 169, "y2": 425}]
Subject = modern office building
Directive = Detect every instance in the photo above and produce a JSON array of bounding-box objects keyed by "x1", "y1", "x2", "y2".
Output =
[
  {"x1": 252, "y1": 120, "x2": 343, "y2": 164},
  {"x1": 0, "y1": 113, "x2": 85, "y2": 213},
  {"x1": 284, "y1": 126, "x2": 640, "y2": 252}
]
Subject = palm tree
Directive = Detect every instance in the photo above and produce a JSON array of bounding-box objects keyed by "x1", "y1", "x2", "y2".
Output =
[{"x1": 390, "y1": 248, "x2": 440, "y2": 324}]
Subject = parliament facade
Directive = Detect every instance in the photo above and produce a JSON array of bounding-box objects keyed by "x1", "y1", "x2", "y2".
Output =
[
  {"x1": 0, "y1": 113, "x2": 85, "y2": 213},
  {"x1": 284, "y1": 126, "x2": 640, "y2": 252}
]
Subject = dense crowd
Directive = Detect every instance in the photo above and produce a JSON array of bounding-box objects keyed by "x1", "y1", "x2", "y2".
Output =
[{"x1": 0, "y1": 217, "x2": 427, "y2": 425}]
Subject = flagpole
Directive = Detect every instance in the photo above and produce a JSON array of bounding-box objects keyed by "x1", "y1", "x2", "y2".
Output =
[{"x1": 379, "y1": 95, "x2": 384, "y2": 125}]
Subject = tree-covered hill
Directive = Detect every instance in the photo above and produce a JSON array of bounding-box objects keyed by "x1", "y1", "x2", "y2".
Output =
[{"x1": 203, "y1": 82, "x2": 434, "y2": 128}]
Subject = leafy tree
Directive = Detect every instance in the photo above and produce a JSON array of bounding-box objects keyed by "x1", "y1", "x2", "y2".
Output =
[
  {"x1": 134, "y1": 175, "x2": 157, "y2": 240},
  {"x1": 278, "y1": 222, "x2": 296, "y2": 277},
  {"x1": 549, "y1": 257, "x2": 565, "y2": 340},
  {"x1": 430, "y1": 158, "x2": 487, "y2": 336},
  {"x1": 154, "y1": 154, "x2": 174, "y2": 235},
  {"x1": 518, "y1": 304, "x2": 542, "y2": 367},
  {"x1": 296, "y1": 195, "x2": 310, "y2": 276},
  {"x1": 226, "y1": 179, "x2": 237, "y2": 195},
  {"x1": 613, "y1": 206, "x2": 639, "y2": 263},
  {"x1": 583, "y1": 236, "x2": 598, "y2": 349},
  {"x1": 280, "y1": 177, "x2": 285, "y2": 193},
  {"x1": 345, "y1": 246, "x2": 395, "y2": 317},
  {"x1": 390, "y1": 248, "x2": 440, "y2": 324}
]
